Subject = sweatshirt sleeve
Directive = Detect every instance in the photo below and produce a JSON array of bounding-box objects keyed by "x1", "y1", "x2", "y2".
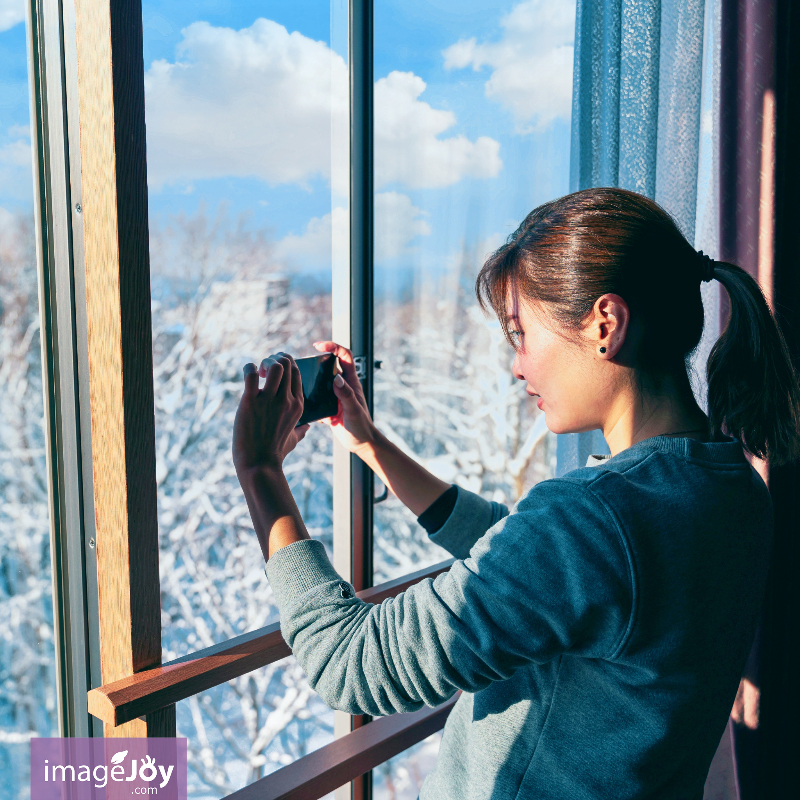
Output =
[
  {"x1": 426, "y1": 485, "x2": 509, "y2": 559},
  {"x1": 266, "y1": 478, "x2": 634, "y2": 717}
]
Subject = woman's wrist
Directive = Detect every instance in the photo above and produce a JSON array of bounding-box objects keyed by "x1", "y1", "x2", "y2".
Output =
[
  {"x1": 236, "y1": 461, "x2": 284, "y2": 490},
  {"x1": 353, "y1": 427, "x2": 387, "y2": 469},
  {"x1": 237, "y1": 464, "x2": 310, "y2": 559}
]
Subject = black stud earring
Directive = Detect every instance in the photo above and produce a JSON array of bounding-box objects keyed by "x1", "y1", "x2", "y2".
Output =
[{"x1": 599, "y1": 347, "x2": 607, "y2": 354}]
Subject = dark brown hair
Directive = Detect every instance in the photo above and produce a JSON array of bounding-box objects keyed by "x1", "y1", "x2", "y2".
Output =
[{"x1": 476, "y1": 187, "x2": 800, "y2": 466}]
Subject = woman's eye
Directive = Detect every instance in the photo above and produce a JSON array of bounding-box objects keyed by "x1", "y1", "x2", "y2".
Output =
[{"x1": 509, "y1": 329, "x2": 523, "y2": 348}]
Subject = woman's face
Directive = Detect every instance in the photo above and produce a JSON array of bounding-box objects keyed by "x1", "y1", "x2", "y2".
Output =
[{"x1": 507, "y1": 297, "x2": 613, "y2": 434}]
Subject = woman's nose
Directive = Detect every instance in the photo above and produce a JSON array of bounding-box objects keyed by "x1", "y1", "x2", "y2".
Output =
[{"x1": 511, "y1": 352, "x2": 525, "y2": 381}]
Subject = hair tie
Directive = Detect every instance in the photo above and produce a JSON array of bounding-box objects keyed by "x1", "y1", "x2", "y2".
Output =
[{"x1": 697, "y1": 250, "x2": 715, "y2": 282}]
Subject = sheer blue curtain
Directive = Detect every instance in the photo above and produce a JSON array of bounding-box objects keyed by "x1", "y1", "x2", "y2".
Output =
[{"x1": 558, "y1": 0, "x2": 721, "y2": 474}]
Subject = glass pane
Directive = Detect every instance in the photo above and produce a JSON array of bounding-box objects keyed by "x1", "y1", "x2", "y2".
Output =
[
  {"x1": 0, "y1": 6, "x2": 58, "y2": 799},
  {"x1": 142, "y1": 1, "x2": 345, "y2": 791},
  {"x1": 373, "y1": 732, "x2": 442, "y2": 800},
  {"x1": 176, "y1": 657, "x2": 334, "y2": 799},
  {"x1": 372, "y1": 0, "x2": 571, "y2": 584}
]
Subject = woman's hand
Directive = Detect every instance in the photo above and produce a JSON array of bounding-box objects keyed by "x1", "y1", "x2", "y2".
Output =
[
  {"x1": 232, "y1": 352, "x2": 310, "y2": 476},
  {"x1": 313, "y1": 341, "x2": 378, "y2": 456}
]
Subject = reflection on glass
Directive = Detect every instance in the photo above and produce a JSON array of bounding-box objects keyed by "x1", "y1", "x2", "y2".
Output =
[
  {"x1": 372, "y1": 0, "x2": 570, "y2": 584},
  {"x1": 372, "y1": 0, "x2": 573, "y2": 786},
  {"x1": 142, "y1": 0, "x2": 345, "y2": 792},
  {"x1": 0, "y1": 7, "x2": 57, "y2": 799}
]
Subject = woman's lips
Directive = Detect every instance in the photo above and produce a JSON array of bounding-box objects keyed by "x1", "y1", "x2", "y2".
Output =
[{"x1": 526, "y1": 388, "x2": 544, "y2": 409}]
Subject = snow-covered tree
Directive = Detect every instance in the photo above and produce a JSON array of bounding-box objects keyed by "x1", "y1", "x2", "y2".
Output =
[
  {"x1": 0, "y1": 210, "x2": 56, "y2": 799},
  {"x1": 149, "y1": 210, "x2": 337, "y2": 795}
]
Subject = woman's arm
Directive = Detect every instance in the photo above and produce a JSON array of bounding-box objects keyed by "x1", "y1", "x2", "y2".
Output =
[
  {"x1": 232, "y1": 357, "x2": 311, "y2": 559},
  {"x1": 354, "y1": 429, "x2": 451, "y2": 517},
  {"x1": 268, "y1": 480, "x2": 632, "y2": 717},
  {"x1": 313, "y1": 341, "x2": 451, "y2": 516},
  {"x1": 235, "y1": 350, "x2": 506, "y2": 563}
]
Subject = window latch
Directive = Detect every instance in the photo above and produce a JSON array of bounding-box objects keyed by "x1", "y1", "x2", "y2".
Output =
[{"x1": 354, "y1": 357, "x2": 382, "y2": 380}]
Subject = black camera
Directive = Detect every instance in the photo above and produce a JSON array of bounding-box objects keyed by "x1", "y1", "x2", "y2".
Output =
[{"x1": 295, "y1": 352, "x2": 340, "y2": 427}]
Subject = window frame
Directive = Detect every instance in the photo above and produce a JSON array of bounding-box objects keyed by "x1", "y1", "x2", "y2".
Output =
[
  {"x1": 30, "y1": 0, "x2": 797, "y2": 798},
  {"x1": 27, "y1": 0, "x2": 102, "y2": 738},
  {"x1": 30, "y1": 0, "x2": 446, "y2": 794}
]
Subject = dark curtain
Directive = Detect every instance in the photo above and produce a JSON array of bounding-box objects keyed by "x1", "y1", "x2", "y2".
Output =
[{"x1": 721, "y1": 0, "x2": 800, "y2": 798}]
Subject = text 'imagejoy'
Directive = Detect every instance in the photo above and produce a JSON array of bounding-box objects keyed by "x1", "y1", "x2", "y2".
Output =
[{"x1": 31, "y1": 738, "x2": 187, "y2": 800}]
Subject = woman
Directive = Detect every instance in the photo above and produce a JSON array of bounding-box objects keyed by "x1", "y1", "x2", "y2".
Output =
[{"x1": 232, "y1": 188, "x2": 800, "y2": 799}]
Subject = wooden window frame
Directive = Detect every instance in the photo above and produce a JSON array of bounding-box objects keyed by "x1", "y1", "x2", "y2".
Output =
[{"x1": 30, "y1": 0, "x2": 456, "y2": 794}]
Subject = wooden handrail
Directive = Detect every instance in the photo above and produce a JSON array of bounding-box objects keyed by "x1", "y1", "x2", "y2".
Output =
[
  {"x1": 88, "y1": 558, "x2": 454, "y2": 726},
  {"x1": 225, "y1": 694, "x2": 459, "y2": 800}
]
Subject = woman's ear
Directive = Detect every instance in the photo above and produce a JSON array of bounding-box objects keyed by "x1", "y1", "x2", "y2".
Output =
[{"x1": 590, "y1": 293, "x2": 630, "y2": 358}]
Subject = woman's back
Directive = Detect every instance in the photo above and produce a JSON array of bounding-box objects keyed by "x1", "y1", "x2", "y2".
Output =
[{"x1": 420, "y1": 435, "x2": 772, "y2": 799}]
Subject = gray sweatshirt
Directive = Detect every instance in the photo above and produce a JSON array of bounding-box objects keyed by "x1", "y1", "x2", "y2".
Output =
[{"x1": 266, "y1": 435, "x2": 772, "y2": 799}]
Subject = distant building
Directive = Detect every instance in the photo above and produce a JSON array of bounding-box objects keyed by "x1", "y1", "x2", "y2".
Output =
[
  {"x1": 265, "y1": 273, "x2": 290, "y2": 312},
  {"x1": 201, "y1": 273, "x2": 290, "y2": 343}
]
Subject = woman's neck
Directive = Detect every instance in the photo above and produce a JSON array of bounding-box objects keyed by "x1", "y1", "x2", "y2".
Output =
[{"x1": 602, "y1": 370, "x2": 709, "y2": 456}]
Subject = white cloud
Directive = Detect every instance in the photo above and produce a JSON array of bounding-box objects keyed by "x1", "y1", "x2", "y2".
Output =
[
  {"x1": 144, "y1": 19, "x2": 346, "y2": 191},
  {"x1": 274, "y1": 207, "x2": 348, "y2": 267},
  {"x1": 0, "y1": 0, "x2": 24, "y2": 32},
  {"x1": 0, "y1": 139, "x2": 31, "y2": 168},
  {"x1": 275, "y1": 192, "x2": 430, "y2": 268},
  {"x1": 443, "y1": 0, "x2": 575, "y2": 133},
  {"x1": 0, "y1": 206, "x2": 28, "y2": 262},
  {"x1": 144, "y1": 19, "x2": 501, "y2": 192},
  {"x1": 0, "y1": 129, "x2": 32, "y2": 204},
  {"x1": 374, "y1": 191, "x2": 431, "y2": 260},
  {"x1": 374, "y1": 72, "x2": 501, "y2": 188},
  {"x1": 0, "y1": 205, "x2": 14, "y2": 237},
  {"x1": 7, "y1": 124, "x2": 29, "y2": 139}
]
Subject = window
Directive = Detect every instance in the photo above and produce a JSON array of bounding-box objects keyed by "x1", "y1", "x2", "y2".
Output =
[
  {"x1": 25, "y1": 1, "x2": 787, "y2": 799},
  {"x1": 19, "y1": 2, "x2": 575, "y2": 797},
  {"x1": 372, "y1": 0, "x2": 568, "y2": 585},
  {"x1": 140, "y1": 1, "x2": 344, "y2": 792},
  {"x1": 1, "y1": 4, "x2": 59, "y2": 798}
]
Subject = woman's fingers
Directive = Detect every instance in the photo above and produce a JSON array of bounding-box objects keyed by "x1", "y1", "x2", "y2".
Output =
[
  {"x1": 243, "y1": 363, "x2": 259, "y2": 397},
  {"x1": 332, "y1": 372, "x2": 359, "y2": 410},
  {"x1": 313, "y1": 341, "x2": 358, "y2": 381},
  {"x1": 260, "y1": 356, "x2": 284, "y2": 397},
  {"x1": 278, "y1": 352, "x2": 303, "y2": 401}
]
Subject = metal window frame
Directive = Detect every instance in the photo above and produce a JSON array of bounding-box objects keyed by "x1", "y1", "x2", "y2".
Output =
[
  {"x1": 333, "y1": 2, "x2": 375, "y2": 797},
  {"x1": 26, "y1": 0, "x2": 102, "y2": 737}
]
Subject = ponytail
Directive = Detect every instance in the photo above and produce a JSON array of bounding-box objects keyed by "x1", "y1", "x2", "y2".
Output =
[{"x1": 707, "y1": 262, "x2": 800, "y2": 466}]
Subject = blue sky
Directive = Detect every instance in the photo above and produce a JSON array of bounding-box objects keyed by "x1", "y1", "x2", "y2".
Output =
[{"x1": 1, "y1": 0, "x2": 576, "y2": 277}]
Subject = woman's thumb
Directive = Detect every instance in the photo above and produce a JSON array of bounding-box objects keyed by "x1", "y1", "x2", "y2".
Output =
[{"x1": 333, "y1": 374, "x2": 356, "y2": 407}]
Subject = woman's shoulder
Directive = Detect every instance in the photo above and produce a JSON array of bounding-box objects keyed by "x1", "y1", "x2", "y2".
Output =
[
  {"x1": 514, "y1": 433, "x2": 771, "y2": 536},
  {"x1": 552, "y1": 434, "x2": 758, "y2": 489}
]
